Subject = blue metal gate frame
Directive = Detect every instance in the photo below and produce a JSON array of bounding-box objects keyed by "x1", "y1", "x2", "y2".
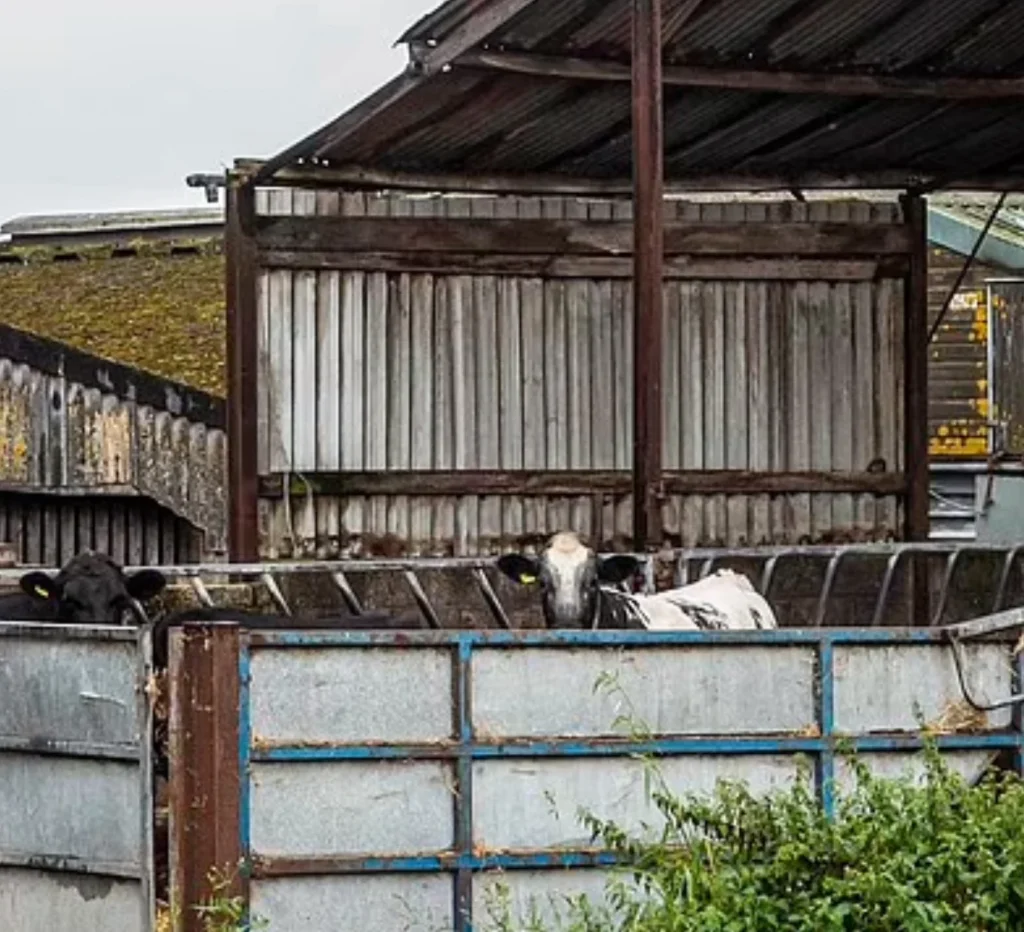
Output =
[{"x1": 236, "y1": 628, "x2": 1024, "y2": 932}]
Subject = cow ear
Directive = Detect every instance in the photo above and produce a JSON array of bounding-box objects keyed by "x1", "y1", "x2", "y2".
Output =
[
  {"x1": 125, "y1": 569, "x2": 167, "y2": 602},
  {"x1": 597, "y1": 555, "x2": 640, "y2": 585},
  {"x1": 496, "y1": 554, "x2": 541, "y2": 586},
  {"x1": 21, "y1": 571, "x2": 60, "y2": 602}
]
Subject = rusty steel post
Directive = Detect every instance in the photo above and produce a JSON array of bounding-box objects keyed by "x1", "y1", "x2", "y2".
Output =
[
  {"x1": 226, "y1": 177, "x2": 260, "y2": 562},
  {"x1": 901, "y1": 191, "x2": 931, "y2": 625},
  {"x1": 169, "y1": 623, "x2": 244, "y2": 932},
  {"x1": 631, "y1": 0, "x2": 665, "y2": 551}
]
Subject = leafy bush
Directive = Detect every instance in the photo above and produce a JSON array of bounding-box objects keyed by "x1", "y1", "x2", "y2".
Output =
[{"x1": 483, "y1": 739, "x2": 1024, "y2": 931}]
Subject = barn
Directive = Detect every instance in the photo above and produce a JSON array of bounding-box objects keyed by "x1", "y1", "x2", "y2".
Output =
[
  {"x1": 0, "y1": 210, "x2": 228, "y2": 565},
  {"x1": 221, "y1": 3, "x2": 1024, "y2": 565}
]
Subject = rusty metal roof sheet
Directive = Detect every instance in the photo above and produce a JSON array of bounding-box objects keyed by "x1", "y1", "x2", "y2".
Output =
[{"x1": 256, "y1": 0, "x2": 1024, "y2": 192}]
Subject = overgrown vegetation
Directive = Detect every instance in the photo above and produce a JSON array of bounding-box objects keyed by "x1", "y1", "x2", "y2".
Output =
[
  {"x1": 156, "y1": 866, "x2": 266, "y2": 932},
  {"x1": 479, "y1": 676, "x2": 1024, "y2": 932},
  {"x1": 0, "y1": 246, "x2": 225, "y2": 395}
]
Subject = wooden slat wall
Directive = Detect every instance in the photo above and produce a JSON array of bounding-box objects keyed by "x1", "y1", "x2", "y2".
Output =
[{"x1": 255, "y1": 191, "x2": 906, "y2": 557}]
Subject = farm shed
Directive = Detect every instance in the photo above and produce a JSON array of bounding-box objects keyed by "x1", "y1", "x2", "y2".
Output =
[
  {"x1": 222, "y1": 0, "x2": 1024, "y2": 563},
  {"x1": 0, "y1": 210, "x2": 229, "y2": 563}
]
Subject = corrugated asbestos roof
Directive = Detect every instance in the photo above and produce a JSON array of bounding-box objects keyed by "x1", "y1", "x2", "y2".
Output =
[
  {"x1": 254, "y1": 0, "x2": 1024, "y2": 192},
  {"x1": 0, "y1": 219, "x2": 225, "y2": 396}
]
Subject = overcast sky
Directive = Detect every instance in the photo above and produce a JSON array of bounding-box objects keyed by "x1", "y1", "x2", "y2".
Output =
[{"x1": 1, "y1": 1, "x2": 431, "y2": 223}]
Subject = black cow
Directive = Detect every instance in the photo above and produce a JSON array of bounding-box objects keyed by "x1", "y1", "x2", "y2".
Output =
[{"x1": 0, "y1": 551, "x2": 167, "y2": 625}]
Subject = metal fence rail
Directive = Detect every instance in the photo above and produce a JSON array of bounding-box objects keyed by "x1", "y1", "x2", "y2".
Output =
[
  {"x1": 170, "y1": 625, "x2": 1024, "y2": 932},
  {"x1": 2, "y1": 540, "x2": 1020, "y2": 630}
]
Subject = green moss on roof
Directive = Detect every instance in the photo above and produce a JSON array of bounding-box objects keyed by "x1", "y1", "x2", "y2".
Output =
[{"x1": 0, "y1": 242, "x2": 225, "y2": 396}]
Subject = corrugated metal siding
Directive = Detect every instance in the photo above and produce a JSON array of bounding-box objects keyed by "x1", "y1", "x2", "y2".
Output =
[
  {"x1": 990, "y1": 280, "x2": 1024, "y2": 455},
  {"x1": 0, "y1": 492, "x2": 202, "y2": 567},
  {"x1": 0, "y1": 356, "x2": 227, "y2": 558},
  {"x1": 927, "y1": 245, "x2": 997, "y2": 459},
  {"x1": 256, "y1": 191, "x2": 905, "y2": 557}
]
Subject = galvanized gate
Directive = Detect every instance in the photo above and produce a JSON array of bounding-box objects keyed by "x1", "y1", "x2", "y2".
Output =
[
  {"x1": 170, "y1": 624, "x2": 1023, "y2": 932},
  {"x1": 0, "y1": 623, "x2": 154, "y2": 932}
]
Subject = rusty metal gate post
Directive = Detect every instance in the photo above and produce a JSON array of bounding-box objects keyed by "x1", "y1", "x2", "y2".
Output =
[
  {"x1": 631, "y1": 0, "x2": 665, "y2": 551},
  {"x1": 902, "y1": 192, "x2": 931, "y2": 625},
  {"x1": 169, "y1": 622, "x2": 244, "y2": 932}
]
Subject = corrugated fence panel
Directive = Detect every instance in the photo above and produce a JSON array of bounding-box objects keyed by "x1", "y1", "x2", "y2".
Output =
[
  {"x1": 0, "y1": 356, "x2": 227, "y2": 560},
  {"x1": 0, "y1": 626, "x2": 151, "y2": 932},
  {"x1": 0, "y1": 493, "x2": 202, "y2": 567},
  {"x1": 255, "y1": 192, "x2": 905, "y2": 556}
]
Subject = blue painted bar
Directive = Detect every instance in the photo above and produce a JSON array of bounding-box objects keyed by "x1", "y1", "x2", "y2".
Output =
[
  {"x1": 238, "y1": 645, "x2": 253, "y2": 871},
  {"x1": 249, "y1": 627, "x2": 960, "y2": 649},
  {"x1": 254, "y1": 850, "x2": 623, "y2": 878},
  {"x1": 455, "y1": 639, "x2": 474, "y2": 932},
  {"x1": 819, "y1": 640, "x2": 837, "y2": 818},
  {"x1": 251, "y1": 733, "x2": 1024, "y2": 763}
]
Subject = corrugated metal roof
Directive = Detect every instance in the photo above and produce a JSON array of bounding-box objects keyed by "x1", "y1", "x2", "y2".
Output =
[
  {"x1": 257, "y1": 0, "x2": 1024, "y2": 191},
  {"x1": 1, "y1": 208, "x2": 223, "y2": 239}
]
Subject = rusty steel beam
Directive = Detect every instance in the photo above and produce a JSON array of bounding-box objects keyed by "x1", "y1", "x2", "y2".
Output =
[
  {"x1": 456, "y1": 49, "x2": 1024, "y2": 99},
  {"x1": 409, "y1": 0, "x2": 542, "y2": 76},
  {"x1": 226, "y1": 179, "x2": 260, "y2": 562},
  {"x1": 902, "y1": 192, "x2": 931, "y2": 626},
  {"x1": 632, "y1": 0, "x2": 665, "y2": 551},
  {"x1": 168, "y1": 623, "x2": 243, "y2": 932}
]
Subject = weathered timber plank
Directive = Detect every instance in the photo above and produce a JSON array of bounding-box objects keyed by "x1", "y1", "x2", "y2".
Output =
[{"x1": 254, "y1": 216, "x2": 913, "y2": 257}]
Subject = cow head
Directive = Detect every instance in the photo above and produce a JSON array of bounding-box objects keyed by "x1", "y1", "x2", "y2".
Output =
[
  {"x1": 496, "y1": 532, "x2": 640, "y2": 628},
  {"x1": 19, "y1": 551, "x2": 167, "y2": 625}
]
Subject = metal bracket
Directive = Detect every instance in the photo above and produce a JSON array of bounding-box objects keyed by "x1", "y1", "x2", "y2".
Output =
[{"x1": 943, "y1": 607, "x2": 1024, "y2": 712}]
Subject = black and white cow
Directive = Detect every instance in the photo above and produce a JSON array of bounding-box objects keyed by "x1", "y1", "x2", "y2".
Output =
[
  {"x1": 0, "y1": 551, "x2": 168, "y2": 625},
  {"x1": 496, "y1": 531, "x2": 777, "y2": 630}
]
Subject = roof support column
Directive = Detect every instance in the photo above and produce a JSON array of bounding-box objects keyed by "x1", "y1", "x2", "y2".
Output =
[
  {"x1": 226, "y1": 178, "x2": 260, "y2": 562},
  {"x1": 631, "y1": 0, "x2": 665, "y2": 552},
  {"x1": 901, "y1": 191, "x2": 931, "y2": 624}
]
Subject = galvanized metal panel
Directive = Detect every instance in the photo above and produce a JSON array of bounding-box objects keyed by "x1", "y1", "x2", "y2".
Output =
[
  {"x1": 0, "y1": 868, "x2": 143, "y2": 932},
  {"x1": 990, "y1": 280, "x2": 1024, "y2": 455},
  {"x1": 833, "y1": 643, "x2": 1013, "y2": 732},
  {"x1": 0, "y1": 636, "x2": 138, "y2": 748},
  {"x1": 473, "y1": 869, "x2": 612, "y2": 931},
  {"x1": 251, "y1": 760, "x2": 455, "y2": 857},
  {"x1": 473, "y1": 754, "x2": 800, "y2": 850},
  {"x1": 249, "y1": 647, "x2": 454, "y2": 744},
  {"x1": 975, "y1": 471, "x2": 1024, "y2": 545},
  {"x1": 251, "y1": 874, "x2": 454, "y2": 932},
  {"x1": 471, "y1": 646, "x2": 817, "y2": 738},
  {"x1": 833, "y1": 750, "x2": 1000, "y2": 793},
  {"x1": 0, "y1": 753, "x2": 141, "y2": 874}
]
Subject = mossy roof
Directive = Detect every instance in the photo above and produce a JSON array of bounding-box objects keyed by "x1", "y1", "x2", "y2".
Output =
[{"x1": 0, "y1": 238, "x2": 226, "y2": 397}]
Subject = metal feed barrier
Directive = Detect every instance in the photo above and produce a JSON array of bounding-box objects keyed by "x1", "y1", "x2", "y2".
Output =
[{"x1": 2, "y1": 540, "x2": 1022, "y2": 630}]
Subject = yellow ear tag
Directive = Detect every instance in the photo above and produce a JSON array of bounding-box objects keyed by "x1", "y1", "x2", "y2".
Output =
[
  {"x1": 520, "y1": 573, "x2": 537, "y2": 585},
  {"x1": 34, "y1": 586, "x2": 50, "y2": 598}
]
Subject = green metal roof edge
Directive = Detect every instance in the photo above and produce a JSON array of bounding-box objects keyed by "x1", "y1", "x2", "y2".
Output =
[{"x1": 927, "y1": 204, "x2": 1024, "y2": 272}]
